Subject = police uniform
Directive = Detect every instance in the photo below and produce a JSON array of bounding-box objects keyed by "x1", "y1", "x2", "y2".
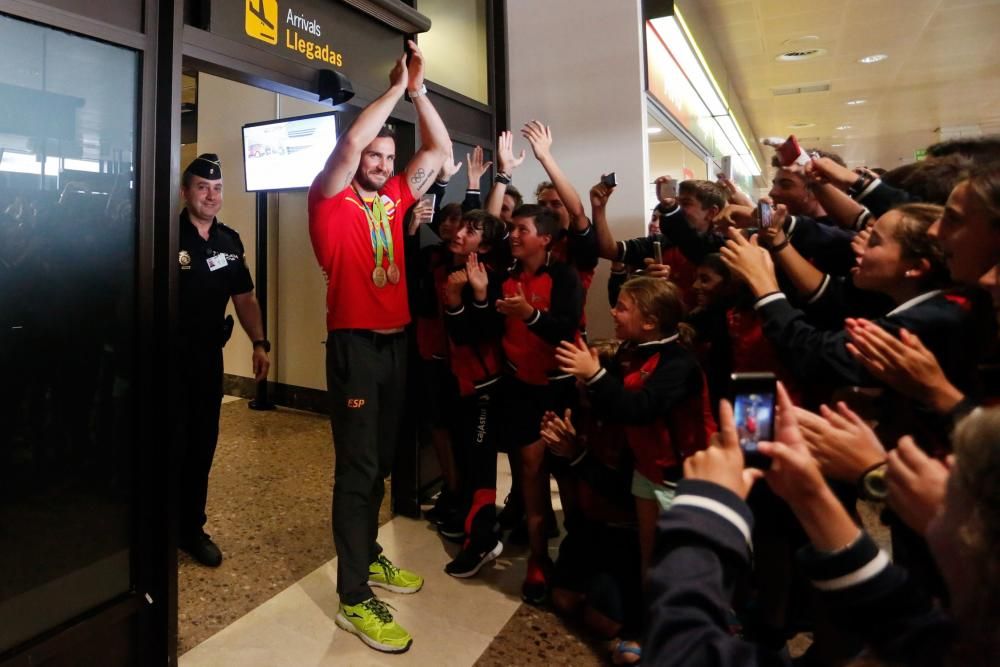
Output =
[{"x1": 177, "y1": 155, "x2": 254, "y2": 561}]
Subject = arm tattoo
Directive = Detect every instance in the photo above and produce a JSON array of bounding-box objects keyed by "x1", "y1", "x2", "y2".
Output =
[{"x1": 410, "y1": 168, "x2": 426, "y2": 185}]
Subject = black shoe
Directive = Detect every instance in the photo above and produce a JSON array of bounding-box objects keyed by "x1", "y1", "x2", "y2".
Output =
[
  {"x1": 496, "y1": 494, "x2": 523, "y2": 532},
  {"x1": 445, "y1": 539, "x2": 503, "y2": 578},
  {"x1": 437, "y1": 514, "x2": 465, "y2": 544},
  {"x1": 424, "y1": 489, "x2": 458, "y2": 525},
  {"x1": 180, "y1": 532, "x2": 223, "y2": 567}
]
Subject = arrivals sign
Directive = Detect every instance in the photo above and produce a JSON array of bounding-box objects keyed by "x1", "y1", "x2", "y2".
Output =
[
  {"x1": 243, "y1": 0, "x2": 344, "y2": 66},
  {"x1": 209, "y1": 0, "x2": 407, "y2": 91}
]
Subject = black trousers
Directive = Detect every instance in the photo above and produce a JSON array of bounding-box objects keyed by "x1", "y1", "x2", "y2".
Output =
[
  {"x1": 326, "y1": 330, "x2": 407, "y2": 605},
  {"x1": 454, "y1": 389, "x2": 498, "y2": 543},
  {"x1": 178, "y1": 346, "x2": 224, "y2": 538}
]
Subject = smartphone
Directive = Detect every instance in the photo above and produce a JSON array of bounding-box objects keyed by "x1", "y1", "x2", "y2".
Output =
[
  {"x1": 730, "y1": 372, "x2": 777, "y2": 469},
  {"x1": 757, "y1": 200, "x2": 773, "y2": 229},
  {"x1": 720, "y1": 155, "x2": 733, "y2": 181},
  {"x1": 419, "y1": 192, "x2": 437, "y2": 210},
  {"x1": 775, "y1": 135, "x2": 809, "y2": 167},
  {"x1": 601, "y1": 172, "x2": 617, "y2": 188},
  {"x1": 652, "y1": 240, "x2": 663, "y2": 264},
  {"x1": 656, "y1": 178, "x2": 678, "y2": 200}
]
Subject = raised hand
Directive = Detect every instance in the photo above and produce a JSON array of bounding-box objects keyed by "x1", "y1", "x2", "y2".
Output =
[
  {"x1": 794, "y1": 402, "x2": 886, "y2": 482},
  {"x1": 555, "y1": 338, "x2": 600, "y2": 380},
  {"x1": 444, "y1": 268, "x2": 468, "y2": 308},
  {"x1": 845, "y1": 321, "x2": 965, "y2": 413},
  {"x1": 389, "y1": 51, "x2": 408, "y2": 91},
  {"x1": 590, "y1": 179, "x2": 615, "y2": 210},
  {"x1": 720, "y1": 227, "x2": 779, "y2": 297},
  {"x1": 465, "y1": 252, "x2": 489, "y2": 299},
  {"x1": 466, "y1": 145, "x2": 493, "y2": 189},
  {"x1": 406, "y1": 39, "x2": 425, "y2": 91},
  {"x1": 521, "y1": 120, "x2": 554, "y2": 161},
  {"x1": 804, "y1": 156, "x2": 859, "y2": 191},
  {"x1": 438, "y1": 157, "x2": 462, "y2": 182},
  {"x1": 757, "y1": 203, "x2": 788, "y2": 249},
  {"x1": 886, "y1": 436, "x2": 949, "y2": 535},
  {"x1": 717, "y1": 174, "x2": 754, "y2": 207},
  {"x1": 683, "y1": 399, "x2": 764, "y2": 500},
  {"x1": 407, "y1": 199, "x2": 434, "y2": 235},
  {"x1": 641, "y1": 257, "x2": 671, "y2": 280},
  {"x1": 653, "y1": 175, "x2": 677, "y2": 208},
  {"x1": 497, "y1": 130, "x2": 526, "y2": 174},
  {"x1": 756, "y1": 383, "x2": 826, "y2": 504}
]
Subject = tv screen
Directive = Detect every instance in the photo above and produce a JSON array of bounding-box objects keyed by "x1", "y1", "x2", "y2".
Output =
[{"x1": 242, "y1": 111, "x2": 337, "y2": 192}]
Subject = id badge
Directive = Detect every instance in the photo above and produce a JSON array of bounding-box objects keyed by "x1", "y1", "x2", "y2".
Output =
[{"x1": 206, "y1": 253, "x2": 229, "y2": 271}]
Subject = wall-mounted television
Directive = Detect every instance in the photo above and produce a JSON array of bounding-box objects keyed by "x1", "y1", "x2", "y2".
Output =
[{"x1": 242, "y1": 110, "x2": 337, "y2": 192}]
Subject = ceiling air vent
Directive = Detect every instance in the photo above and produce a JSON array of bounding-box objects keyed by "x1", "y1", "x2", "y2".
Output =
[
  {"x1": 772, "y1": 82, "x2": 831, "y2": 96},
  {"x1": 775, "y1": 48, "x2": 827, "y2": 62}
]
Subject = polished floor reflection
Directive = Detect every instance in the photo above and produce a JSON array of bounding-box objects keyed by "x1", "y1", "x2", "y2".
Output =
[{"x1": 178, "y1": 398, "x2": 605, "y2": 665}]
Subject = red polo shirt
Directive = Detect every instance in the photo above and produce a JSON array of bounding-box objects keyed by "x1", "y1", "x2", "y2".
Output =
[{"x1": 308, "y1": 174, "x2": 416, "y2": 331}]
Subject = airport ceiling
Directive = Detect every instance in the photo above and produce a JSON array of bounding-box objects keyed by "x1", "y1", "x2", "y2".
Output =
[{"x1": 688, "y1": 0, "x2": 1000, "y2": 170}]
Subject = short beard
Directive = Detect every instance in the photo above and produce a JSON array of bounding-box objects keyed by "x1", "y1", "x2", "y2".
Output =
[{"x1": 355, "y1": 169, "x2": 387, "y2": 193}]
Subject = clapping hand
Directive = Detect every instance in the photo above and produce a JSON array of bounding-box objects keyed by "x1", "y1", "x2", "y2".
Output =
[
  {"x1": 497, "y1": 130, "x2": 526, "y2": 174},
  {"x1": 466, "y1": 145, "x2": 493, "y2": 189},
  {"x1": 540, "y1": 408, "x2": 580, "y2": 459},
  {"x1": 496, "y1": 283, "x2": 535, "y2": 320},
  {"x1": 521, "y1": 120, "x2": 554, "y2": 161},
  {"x1": 886, "y1": 436, "x2": 950, "y2": 535},
  {"x1": 794, "y1": 402, "x2": 886, "y2": 482},
  {"x1": 555, "y1": 338, "x2": 601, "y2": 381}
]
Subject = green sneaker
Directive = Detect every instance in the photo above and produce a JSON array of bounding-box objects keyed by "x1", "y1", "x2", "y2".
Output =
[
  {"x1": 335, "y1": 597, "x2": 412, "y2": 653},
  {"x1": 368, "y1": 554, "x2": 424, "y2": 594}
]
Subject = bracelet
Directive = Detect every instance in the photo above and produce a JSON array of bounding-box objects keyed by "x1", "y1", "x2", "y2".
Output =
[
  {"x1": 408, "y1": 84, "x2": 427, "y2": 98},
  {"x1": 769, "y1": 237, "x2": 791, "y2": 252},
  {"x1": 847, "y1": 174, "x2": 872, "y2": 197},
  {"x1": 857, "y1": 461, "x2": 889, "y2": 501},
  {"x1": 494, "y1": 172, "x2": 511, "y2": 185}
]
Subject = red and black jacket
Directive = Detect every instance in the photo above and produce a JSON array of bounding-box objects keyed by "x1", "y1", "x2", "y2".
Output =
[
  {"x1": 586, "y1": 336, "x2": 717, "y2": 483},
  {"x1": 500, "y1": 259, "x2": 583, "y2": 386}
]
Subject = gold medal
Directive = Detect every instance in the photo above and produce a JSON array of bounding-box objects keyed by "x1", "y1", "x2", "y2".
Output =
[
  {"x1": 387, "y1": 262, "x2": 401, "y2": 285},
  {"x1": 372, "y1": 266, "x2": 388, "y2": 287}
]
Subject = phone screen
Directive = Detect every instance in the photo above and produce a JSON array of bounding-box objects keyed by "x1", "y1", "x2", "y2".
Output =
[
  {"x1": 657, "y1": 179, "x2": 677, "y2": 200},
  {"x1": 733, "y1": 391, "x2": 775, "y2": 452},
  {"x1": 602, "y1": 172, "x2": 617, "y2": 188},
  {"x1": 757, "y1": 201, "x2": 773, "y2": 229},
  {"x1": 731, "y1": 372, "x2": 776, "y2": 467}
]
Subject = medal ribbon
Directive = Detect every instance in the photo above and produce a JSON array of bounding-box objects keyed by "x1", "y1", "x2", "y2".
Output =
[{"x1": 354, "y1": 188, "x2": 395, "y2": 269}]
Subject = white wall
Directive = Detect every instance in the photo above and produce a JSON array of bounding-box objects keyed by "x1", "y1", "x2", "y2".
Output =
[
  {"x1": 506, "y1": 0, "x2": 649, "y2": 340},
  {"x1": 195, "y1": 73, "x2": 330, "y2": 389}
]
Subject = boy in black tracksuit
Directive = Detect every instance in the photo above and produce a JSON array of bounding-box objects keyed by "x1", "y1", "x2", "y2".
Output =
[
  {"x1": 437, "y1": 211, "x2": 508, "y2": 577},
  {"x1": 496, "y1": 203, "x2": 584, "y2": 603}
]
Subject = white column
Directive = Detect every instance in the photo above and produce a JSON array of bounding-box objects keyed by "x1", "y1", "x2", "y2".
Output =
[{"x1": 506, "y1": 0, "x2": 650, "y2": 339}]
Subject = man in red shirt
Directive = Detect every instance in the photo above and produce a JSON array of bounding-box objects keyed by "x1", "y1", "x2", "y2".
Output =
[{"x1": 308, "y1": 40, "x2": 450, "y2": 654}]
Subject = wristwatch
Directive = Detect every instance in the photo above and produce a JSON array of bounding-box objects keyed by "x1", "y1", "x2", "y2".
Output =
[
  {"x1": 252, "y1": 339, "x2": 271, "y2": 353},
  {"x1": 858, "y1": 462, "x2": 888, "y2": 501},
  {"x1": 408, "y1": 84, "x2": 427, "y2": 98}
]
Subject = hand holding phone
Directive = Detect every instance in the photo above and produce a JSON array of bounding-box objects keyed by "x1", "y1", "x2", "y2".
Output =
[
  {"x1": 653, "y1": 240, "x2": 663, "y2": 264},
  {"x1": 757, "y1": 200, "x2": 773, "y2": 229},
  {"x1": 601, "y1": 172, "x2": 617, "y2": 188},
  {"x1": 720, "y1": 155, "x2": 733, "y2": 181},
  {"x1": 656, "y1": 178, "x2": 678, "y2": 202},
  {"x1": 730, "y1": 372, "x2": 777, "y2": 469}
]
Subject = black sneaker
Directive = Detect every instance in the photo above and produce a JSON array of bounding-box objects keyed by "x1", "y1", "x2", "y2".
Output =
[
  {"x1": 437, "y1": 514, "x2": 465, "y2": 544},
  {"x1": 180, "y1": 531, "x2": 223, "y2": 567},
  {"x1": 445, "y1": 539, "x2": 503, "y2": 578},
  {"x1": 496, "y1": 493, "x2": 523, "y2": 532},
  {"x1": 424, "y1": 489, "x2": 458, "y2": 525}
]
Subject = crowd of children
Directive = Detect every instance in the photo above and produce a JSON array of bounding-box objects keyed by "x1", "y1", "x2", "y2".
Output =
[{"x1": 406, "y1": 124, "x2": 1000, "y2": 666}]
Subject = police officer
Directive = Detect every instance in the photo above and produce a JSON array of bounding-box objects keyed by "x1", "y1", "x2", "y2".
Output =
[{"x1": 178, "y1": 153, "x2": 269, "y2": 567}]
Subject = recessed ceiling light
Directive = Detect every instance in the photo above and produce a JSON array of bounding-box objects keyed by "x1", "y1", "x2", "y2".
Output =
[
  {"x1": 846, "y1": 99, "x2": 866, "y2": 106},
  {"x1": 831, "y1": 143, "x2": 845, "y2": 147},
  {"x1": 789, "y1": 122, "x2": 815, "y2": 129},
  {"x1": 835, "y1": 124, "x2": 852, "y2": 130},
  {"x1": 858, "y1": 53, "x2": 888, "y2": 64},
  {"x1": 647, "y1": 127, "x2": 663, "y2": 135}
]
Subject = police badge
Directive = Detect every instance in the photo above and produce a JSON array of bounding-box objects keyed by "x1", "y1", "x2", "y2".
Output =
[{"x1": 179, "y1": 250, "x2": 192, "y2": 269}]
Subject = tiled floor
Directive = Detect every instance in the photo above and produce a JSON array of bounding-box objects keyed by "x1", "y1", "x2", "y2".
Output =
[{"x1": 179, "y1": 398, "x2": 603, "y2": 665}]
